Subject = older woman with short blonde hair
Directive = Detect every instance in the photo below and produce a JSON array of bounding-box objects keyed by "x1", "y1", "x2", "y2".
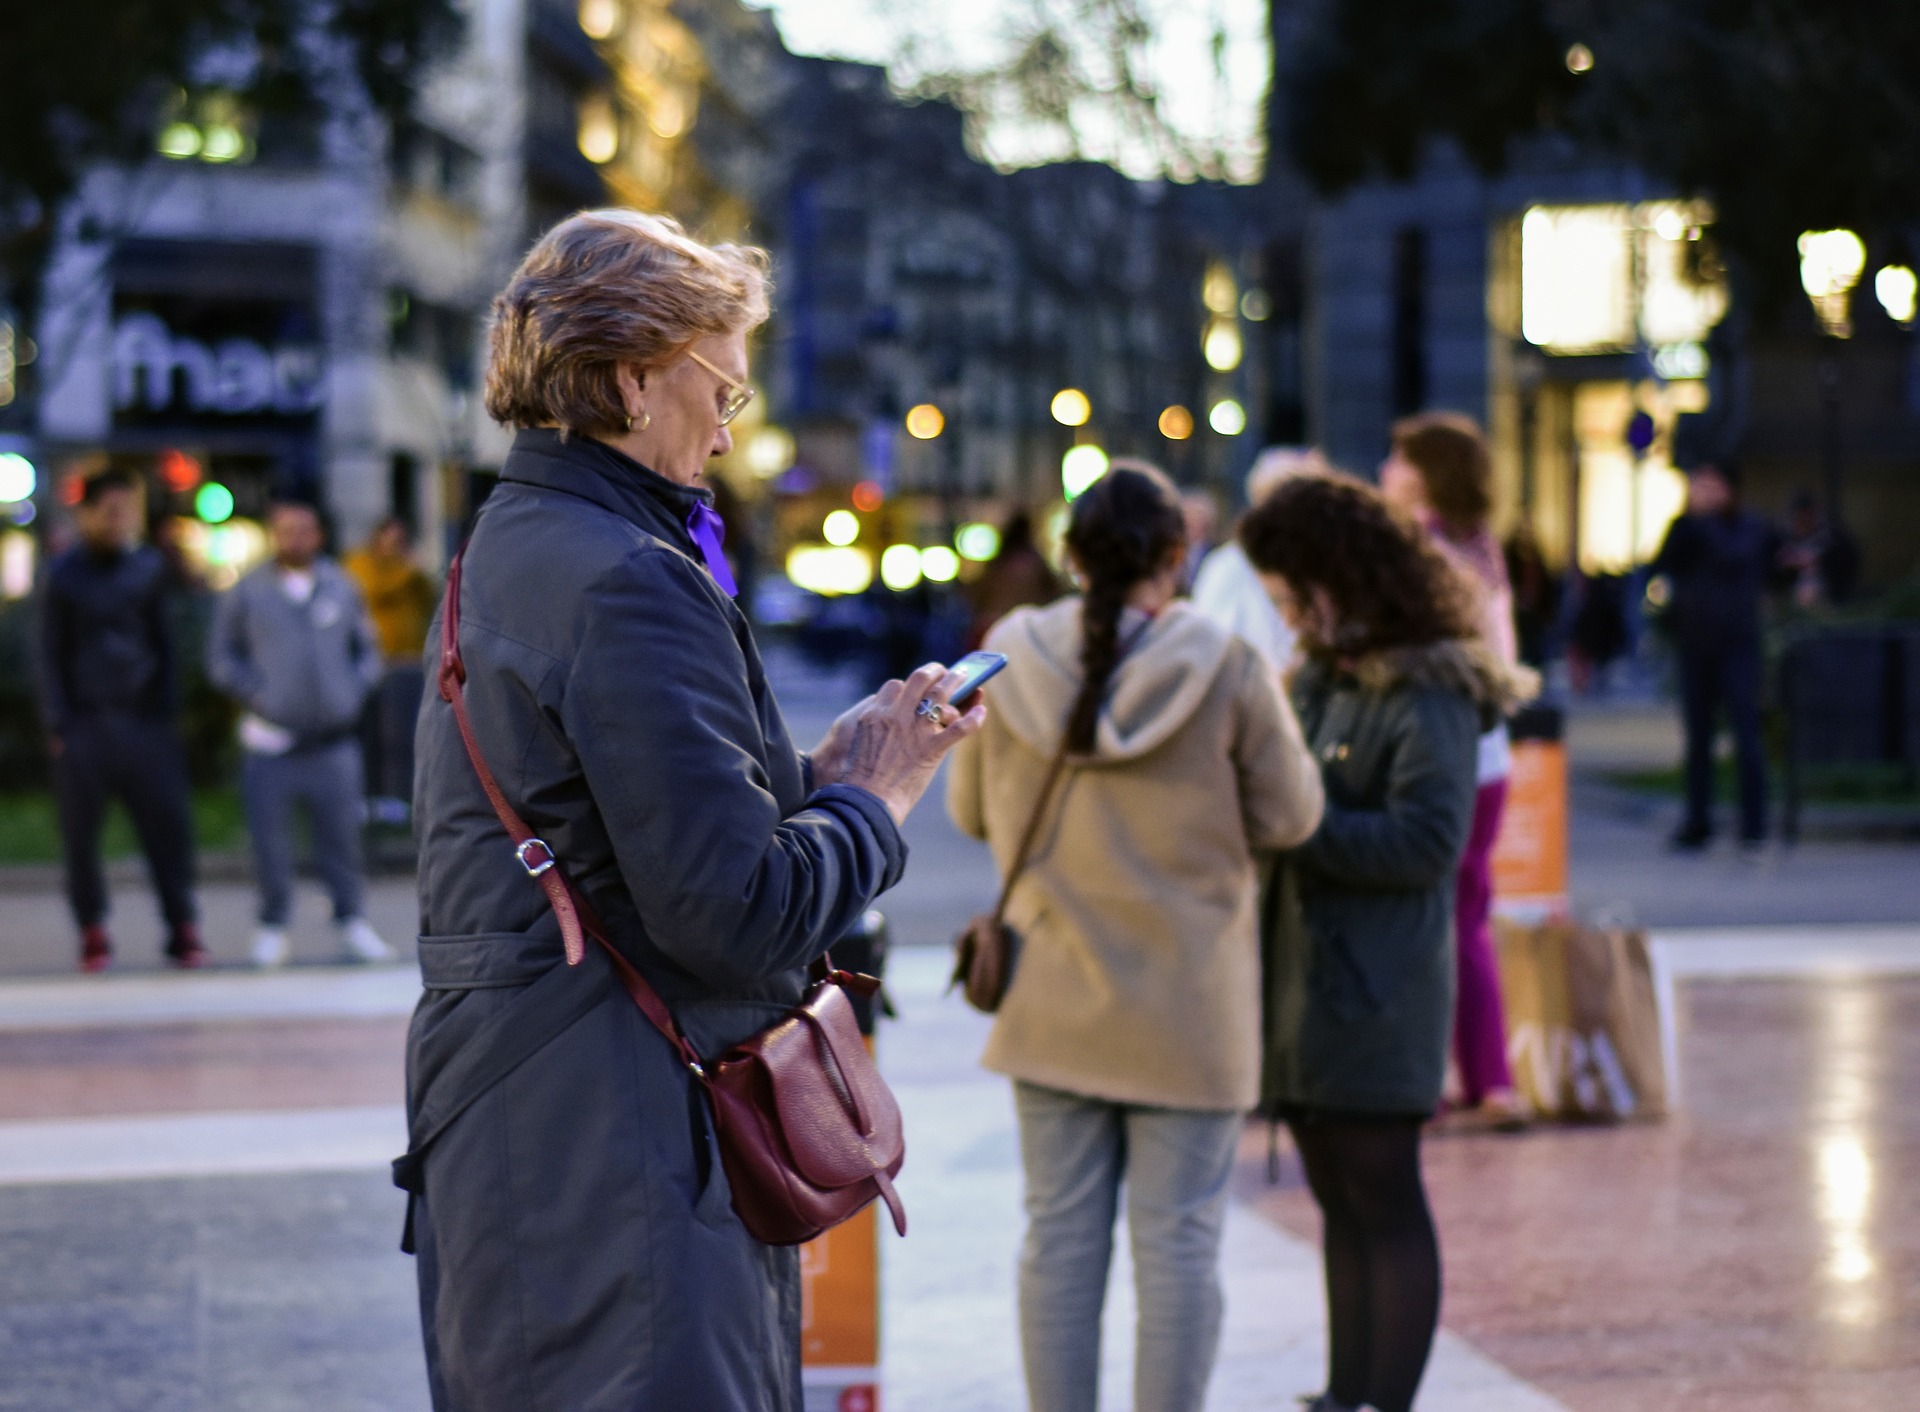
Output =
[{"x1": 402, "y1": 210, "x2": 982, "y2": 1411}]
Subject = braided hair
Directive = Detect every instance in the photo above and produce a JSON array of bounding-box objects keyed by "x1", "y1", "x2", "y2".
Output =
[{"x1": 1060, "y1": 461, "x2": 1187, "y2": 754}]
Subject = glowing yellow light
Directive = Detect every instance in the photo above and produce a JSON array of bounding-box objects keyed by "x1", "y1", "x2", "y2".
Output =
[
  {"x1": 1799, "y1": 229, "x2": 1866, "y2": 337},
  {"x1": 823, "y1": 510, "x2": 860, "y2": 546},
  {"x1": 1158, "y1": 405, "x2": 1194, "y2": 440},
  {"x1": 649, "y1": 90, "x2": 689, "y2": 140},
  {"x1": 745, "y1": 426, "x2": 794, "y2": 477},
  {"x1": 1061, "y1": 444, "x2": 1109, "y2": 500},
  {"x1": 1522, "y1": 205, "x2": 1635, "y2": 351},
  {"x1": 955, "y1": 522, "x2": 1001, "y2": 562},
  {"x1": 1874, "y1": 265, "x2": 1916, "y2": 326},
  {"x1": 880, "y1": 544, "x2": 923, "y2": 591},
  {"x1": 199, "y1": 125, "x2": 245, "y2": 162},
  {"x1": 786, "y1": 545, "x2": 873, "y2": 596},
  {"x1": 1050, "y1": 388, "x2": 1091, "y2": 427},
  {"x1": 578, "y1": 0, "x2": 618, "y2": 39},
  {"x1": 905, "y1": 403, "x2": 945, "y2": 439},
  {"x1": 1566, "y1": 42, "x2": 1595, "y2": 74},
  {"x1": 1202, "y1": 262, "x2": 1238, "y2": 315},
  {"x1": 1203, "y1": 319, "x2": 1243, "y2": 371},
  {"x1": 578, "y1": 97, "x2": 619, "y2": 164},
  {"x1": 1208, "y1": 399, "x2": 1247, "y2": 436},
  {"x1": 157, "y1": 123, "x2": 201, "y2": 159},
  {"x1": 919, "y1": 546, "x2": 961, "y2": 583}
]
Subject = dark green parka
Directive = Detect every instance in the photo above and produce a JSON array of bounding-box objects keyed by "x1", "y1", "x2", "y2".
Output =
[{"x1": 1262, "y1": 639, "x2": 1529, "y2": 1116}]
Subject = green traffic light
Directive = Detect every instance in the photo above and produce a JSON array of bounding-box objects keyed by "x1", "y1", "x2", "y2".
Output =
[{"x1": 195, "y1": 482, "x2": 235, "y2": 523}]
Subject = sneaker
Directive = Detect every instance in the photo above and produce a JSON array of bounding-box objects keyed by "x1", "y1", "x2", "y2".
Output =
[
  {"x1": 164, "y1": 922, "x2": 209, "y2": 970},
  {"x1": 337, "y1": 917, "x2": 395, "y2": 963},
  {"x1": 251, "y1": 928, "x2": 292, "y2": 969},
  {"x1": 79, "y1": 924, "x2": 112, "y2": 974}
]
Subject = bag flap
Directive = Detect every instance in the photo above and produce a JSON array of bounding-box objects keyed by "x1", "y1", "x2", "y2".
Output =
[{"x1": 744, "y1": 983, "x2": 904, "y2": 1189}]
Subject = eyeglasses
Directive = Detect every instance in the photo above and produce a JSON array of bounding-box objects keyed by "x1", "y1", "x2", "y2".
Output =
[{"x1": 686, "y1": 349, "x2": 757, "y2": 426}]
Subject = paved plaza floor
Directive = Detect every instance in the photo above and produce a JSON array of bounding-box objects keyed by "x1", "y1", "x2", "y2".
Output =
[{"x1": 1, "y1": 663, "x2": 1917, "y2": 1408}]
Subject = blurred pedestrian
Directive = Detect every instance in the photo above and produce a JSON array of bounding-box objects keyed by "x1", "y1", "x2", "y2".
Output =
[
  {"x1": 1503, "y1": 524, "x2": 1561, "y2": 669},
  {"x1": 965, "y1": 509, "x2": 1062, "y2": 648},
  {"x1": 1190, "y1": 446, "x2": 1329, "y2": 671},
  {"x1": 405, "y1": 209, "x2": 982, "y2": 1412},
  {"x1": 948, "y1": 461, "x2": 1324, "y2": 1412},
  {"x1": 208, "y1": 499, "x2": 392, "y2": 966},
  {"x1": 1380, "y1": 412, "x2": 1537, "y2": 1128},
  {"x1": 1240, "y1": 473, "x2": 1531, "y2": 1412},
  {"x1": 1178, "y1": 487, "x2": 1221, "y2": 588},
  {"x1": 1648, "y1": 461, "x2": 1783, "y2": 849},
  {"x1": 36, "y1": 468, "x2": 204, "y2": 972},
  {"x1": 1779, "y1": 489, "x2": 1861, "y2": 610},
  {"x1": 343, "y1": 517, "x2": 436, "y2": 815}
]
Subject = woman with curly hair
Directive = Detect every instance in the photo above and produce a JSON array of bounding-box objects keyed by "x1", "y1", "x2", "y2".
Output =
[
  {"x1": 948, "y1": 461, "x2": 1324, "y2": 1412},
  {"x1": 1239, "y1": 473, "x2": 1533, "y2": 1412}
]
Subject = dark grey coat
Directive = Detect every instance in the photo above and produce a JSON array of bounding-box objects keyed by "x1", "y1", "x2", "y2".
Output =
[
  {"x1": 406, "y1": 429, "x2": 906, "y2": 1412},
  {"x1": 1262, "y1": 640, "x2": 1521, "y2": 1116}
]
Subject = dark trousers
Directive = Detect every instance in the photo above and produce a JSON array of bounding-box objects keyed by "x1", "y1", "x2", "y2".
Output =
[
  {"x1": 362, "y1": 664, "x2": 425, "y2": 802},
  {"x1": 54, "y1": 712, "x2": 198, "y2": 932},
  {"x1": 1678, "y1": 639, "x2": 1768, "y2": 840},
  {"x1": 241, "y1": 739, "x2": 366, "y2": 926}
]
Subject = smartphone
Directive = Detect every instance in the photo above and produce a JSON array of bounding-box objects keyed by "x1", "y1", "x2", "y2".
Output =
[{"x1": 945, "y1": 650, "x2": 1008, "y2": 707}]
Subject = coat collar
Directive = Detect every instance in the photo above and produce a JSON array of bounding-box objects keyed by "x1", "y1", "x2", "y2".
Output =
[{"x1": 500, "y1": 428, "x2": 712, "y2": 549}]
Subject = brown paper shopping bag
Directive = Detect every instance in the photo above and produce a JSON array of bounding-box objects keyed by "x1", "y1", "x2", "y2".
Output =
[{"x1": 1494, "y1": 918, "x2": 1667, "y2": 1121}]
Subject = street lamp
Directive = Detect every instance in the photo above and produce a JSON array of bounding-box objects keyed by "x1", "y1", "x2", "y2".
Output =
[{"x1": 1797, "y1": 229, "x2": 1866, "y2": 523}]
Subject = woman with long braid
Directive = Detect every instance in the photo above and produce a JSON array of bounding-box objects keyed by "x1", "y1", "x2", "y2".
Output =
[{"x1": 947, "y1": 462, "x2": 1324, "y2": 1412}]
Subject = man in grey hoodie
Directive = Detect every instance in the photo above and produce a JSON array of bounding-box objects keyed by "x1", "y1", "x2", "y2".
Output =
[{"x1": 208, "y1": 499, "x2": 393, "y2": 966}]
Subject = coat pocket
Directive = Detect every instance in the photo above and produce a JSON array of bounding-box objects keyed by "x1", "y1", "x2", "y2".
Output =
[{"x1": 685, "y1": 1076, "x2": 735, "y2": 1227}]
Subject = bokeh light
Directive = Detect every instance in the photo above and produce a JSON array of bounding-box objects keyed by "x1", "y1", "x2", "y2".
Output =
[
  {"x1": 1050, "y1": 388, "x2": 1091, "y2": 427},
  {"x1": 195, "y1": 482, "x2": 235, "y2": 523},
  {"x1": 879, "y1": 544, "x2": 923, "y2": 591},
  {"x1": 955, "y1": 522, "x2": 1001, "y2": 562},
  {"x1": 1061, "y1": 444, "x2": 1110, "y2": 500},
  {"x1": 919, "y1": 546, "x2": 961, "y2": 583},
  {"x1": 0, "y1": 453, "x2": 36, "y2": 504},
  {"x1": 905, "y1": 403, "x2": 945, "y2": 439},
  {"x1": 1158, "y1": 405, "x2": 1195, "y2": 440},
  {"x1": 822, "y1": 509, "x2": 860, "y2": 546},
  {"x1": 1208, "y1": 399, "x2": 1247, "y2": 436}
]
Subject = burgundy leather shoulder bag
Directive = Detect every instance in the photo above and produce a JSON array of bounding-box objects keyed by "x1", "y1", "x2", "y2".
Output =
[{"x1": 435, "y1": 554, "x2": 905, "y2": 1246}]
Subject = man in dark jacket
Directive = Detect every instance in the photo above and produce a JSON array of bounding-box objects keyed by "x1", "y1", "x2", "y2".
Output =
[
  {"x1": 38, "y1": 469, "x2": 204, "y2": 971},
  {"x1": 208, "y1": 499, "x2": 390, "y2": 966},
  {"x1": 1649, "y1": 461, "x2": 1783, "y2": 848}
]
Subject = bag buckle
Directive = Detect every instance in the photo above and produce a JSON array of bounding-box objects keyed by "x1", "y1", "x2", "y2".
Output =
[{"x1": 515, "y1": 838, "x2": 557, "y2": 877}]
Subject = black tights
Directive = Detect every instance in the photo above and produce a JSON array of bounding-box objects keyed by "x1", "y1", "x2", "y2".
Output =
[{"x1": 1287, "y1": 1114, "x2": 1440, "y2": 1412}]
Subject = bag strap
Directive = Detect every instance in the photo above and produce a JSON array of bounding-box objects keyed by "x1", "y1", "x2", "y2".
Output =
[
  {"x1": 437, "y1": 553, "x2": 706, "y2": 1077},
  {"x1": 989, "y1": 733, "x2": 1072, "y2": 929}
]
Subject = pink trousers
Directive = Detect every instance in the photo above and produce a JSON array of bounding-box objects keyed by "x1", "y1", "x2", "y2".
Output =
[{"x1": 1453, "y1": 778, "x2": 1513, "y2": 1104}]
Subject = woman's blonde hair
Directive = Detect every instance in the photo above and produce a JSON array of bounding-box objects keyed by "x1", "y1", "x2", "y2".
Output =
[{"x1": 484, "y1": 209, "x2": 771, "y2": 438}]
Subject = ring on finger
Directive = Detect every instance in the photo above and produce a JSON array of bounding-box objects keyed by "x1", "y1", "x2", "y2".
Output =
[{"x1": 914, "y1": 697, "x2": 947, "y2": 724}]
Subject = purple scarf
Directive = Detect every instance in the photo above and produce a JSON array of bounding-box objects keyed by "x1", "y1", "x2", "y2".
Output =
[{"x1": 686, "y1": 500, "x2": 739, "y2": 597}]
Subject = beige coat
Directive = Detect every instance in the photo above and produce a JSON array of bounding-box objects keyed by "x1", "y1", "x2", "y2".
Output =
[{"x1": 947, "y1": 596, "x2": 1324, "y2": 1111}]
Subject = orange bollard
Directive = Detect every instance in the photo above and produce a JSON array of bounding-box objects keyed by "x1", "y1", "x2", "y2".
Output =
[
  {"x1": 800, "y1": 1030, "x2": 884, "y2": 1412},
  {"x1": 1490, "y1": 705, "x2": 1568, "y2": 917}
]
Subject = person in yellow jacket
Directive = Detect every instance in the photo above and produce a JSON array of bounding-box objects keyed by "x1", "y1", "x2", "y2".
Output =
[{"x1": 343, "y1": 519, "x2": 437, "y2": 811}]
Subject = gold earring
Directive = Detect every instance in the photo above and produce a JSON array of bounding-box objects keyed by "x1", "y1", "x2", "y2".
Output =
[{"x1": 627, "y1": 410, "x2": 650, "y2": 433}]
